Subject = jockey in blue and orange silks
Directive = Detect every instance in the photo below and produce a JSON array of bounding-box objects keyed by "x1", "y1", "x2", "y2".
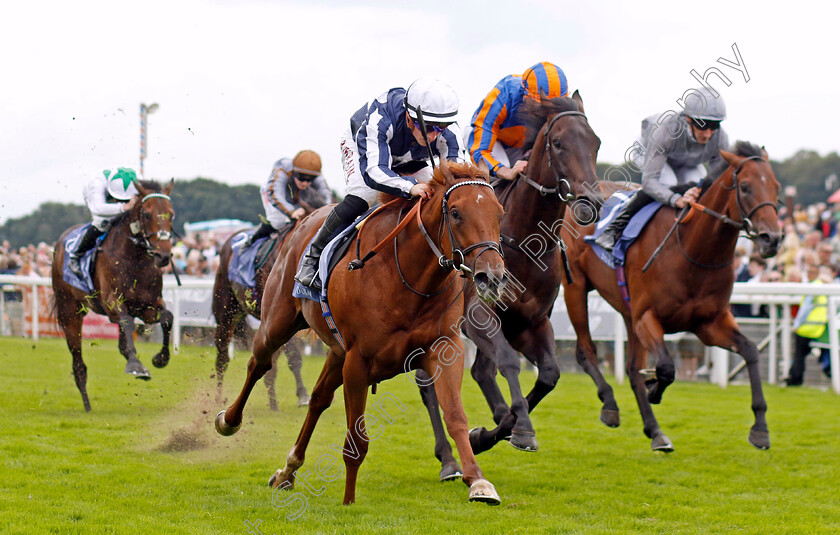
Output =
[{"x1": 464, "y1": 62, "x2": 568, "y2": 182}]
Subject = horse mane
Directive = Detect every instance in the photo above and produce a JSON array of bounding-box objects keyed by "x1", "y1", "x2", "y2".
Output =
[
  {"x1": 518, "y1": 96, "x2": 582, "y2": 149},
  {"x1": 732, "y1": 140, "x2": 764, "y2": 159},
  {"x1": 375, "y1": 161, "x2": 489, "y2": 212}
]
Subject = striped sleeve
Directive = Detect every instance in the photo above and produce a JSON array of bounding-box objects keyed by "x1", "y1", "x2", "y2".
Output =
[
  {"x1": 264, "y1": 164, "x2": 296, "y2": 217},
  {"x1": 357, "y1": 104, "x2": 414, "y2": 198},
  {"x1": 467, "y1": 85, "x2": 511, "y2": 172}
]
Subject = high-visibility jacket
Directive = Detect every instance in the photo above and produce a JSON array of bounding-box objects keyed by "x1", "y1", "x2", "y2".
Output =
[{"x1": 793, "y1": 280, "x2": 828, "y2": 339}]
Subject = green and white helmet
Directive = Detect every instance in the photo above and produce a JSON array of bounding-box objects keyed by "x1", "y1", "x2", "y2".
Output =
[{"x1": 104, "y1": 167, "x2": 139, "y2": 200}]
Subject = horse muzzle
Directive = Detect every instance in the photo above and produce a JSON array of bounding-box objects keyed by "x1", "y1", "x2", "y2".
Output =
[
  {"x1": 153, "y1": 251, "x2": 172, "y2": 268},
  {"x1": 569, "y1": 194, "x2": 603, "y2": 227},
  {"x1": 755, "y1": 231, "x2": 781, "y2": 259},
  {"x1": 473, "y1": 267, "x2": 508, "y2": 303}
]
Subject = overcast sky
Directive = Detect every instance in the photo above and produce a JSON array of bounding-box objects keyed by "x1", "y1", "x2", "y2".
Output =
[{"x1": 1, "y1": 0, "x2": 835, "y2": 224}]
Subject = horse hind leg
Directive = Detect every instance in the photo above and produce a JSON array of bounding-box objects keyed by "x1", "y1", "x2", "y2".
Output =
[
  {"x1": 566, "y1": 288, "x2": 620, "y2": 427},
  {"x1": 151, "y1": 307, "x2": 173, "y2": 368},
  {"x1": 697, "y1": 317, "x2": 770, "y2": 450},
  {"x1": 269, "y1": 349, "x2": 345, "y2": 491},
  {"x1": 416, "y1": 371, "x2": 462, "y2": 481},
  {"x1": 117, "y1": 313, "x2": 150, "y2": 380},
  {"x1": 284, "y1": 337, "x2": 310, "y2": 407},
  {"x1": 60, "y1": 307, "x2": 91, "y2": 411}
]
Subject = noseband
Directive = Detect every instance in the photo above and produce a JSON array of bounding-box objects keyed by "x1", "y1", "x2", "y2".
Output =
[
  {"x1": 519, "y1": 110, "x2": 588, "y2": 202},
  {"x1": 417, "y1": 180, "x2": 503, "y2": 275},
  {"x1": 129, "y1": 192, "x2": 173, "y2": 255}
]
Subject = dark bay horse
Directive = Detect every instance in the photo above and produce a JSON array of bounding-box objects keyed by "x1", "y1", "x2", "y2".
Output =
[
  {"x1": 421, "y1": 92, "x2": 603, "y2": 468},
  {"x1": 52, "y1": 179, "x2": 175, "y2": 411},
  {"x1": 213, "y1": 227, "x2": 309, "y2": 409},
  {"x1": 562, "y1": 141, "x2": 781, "y2": 451},
  {"x1": 216, "y1": 161, "x2": 508, "y2": 505}
]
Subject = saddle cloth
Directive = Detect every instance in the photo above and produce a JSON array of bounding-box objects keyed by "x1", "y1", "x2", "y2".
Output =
[
  {"x1": 228, "y1": 230, "x2": 275, "y2": 289},
  {"x1": 61, "y1": 224, "x2": 104, "y2": 293},
  {"x1": 585, "y1": 191, "x2": 663, "y2": 268}
]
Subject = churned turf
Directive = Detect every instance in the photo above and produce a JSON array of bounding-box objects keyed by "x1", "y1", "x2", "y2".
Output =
[{"x1": 1, "y1": 336, "x2": 838, "y2": 534}]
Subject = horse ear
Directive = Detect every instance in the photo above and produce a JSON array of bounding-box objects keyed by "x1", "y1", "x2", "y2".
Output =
[
  {"x1": 760, "y1": 146, "x2": 769, "y2": 160},
  {"x1": 720, "y1": 150, "x2": 741, "y2": 168},
  {"x1": 437, "y1": 160, "x2": 454, "y2": 185},
  {"x1": 163, "y1": 178, "x2": 175, "y2": 195},
  {"x1": 134, "y1": 181, "x2": 150, "y2": 197},
  {"x1": 571, "y1": 90, "x2": 585, "y2": 114}
]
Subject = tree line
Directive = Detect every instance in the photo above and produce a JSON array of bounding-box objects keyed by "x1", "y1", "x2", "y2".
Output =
[{"x1": 2, "y1": 148, "x2": 839, "y2": 248}]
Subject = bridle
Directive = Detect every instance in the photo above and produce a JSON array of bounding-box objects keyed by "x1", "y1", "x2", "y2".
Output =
[
  {"x1": 128, "y1": 192, "x2": 173, "y2": 256},
  {"x1": 397, "y1": 180, "x2": 504, "y2": 297},
  {"x1": 519, "y1": 110, "x2": 588, "y2": 202}
]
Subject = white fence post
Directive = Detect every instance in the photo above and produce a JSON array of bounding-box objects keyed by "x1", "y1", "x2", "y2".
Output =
[
  {"x1": 710, "y1": 347, "x2": 729, "y2": 388},
  {"x1": 768, "y1": 304, "x2": 778, "y2": 385}
]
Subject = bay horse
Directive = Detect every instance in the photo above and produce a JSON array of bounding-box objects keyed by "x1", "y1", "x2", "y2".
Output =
[
  {"x1": 52, "y1": 179, "x2": 175, "y2": 411},
  {"x1": 561, "y1": 141, "x2": 781, "y2": 451},
  {"x1": 212, "y1": 226, "x2": 310, "y2": 409},
  {"x1": 420, "y1": 92, "x2": 603, "y2": 469},
  {"x1": 215, "y1": 161, "x2": 508, "y2": 505}
]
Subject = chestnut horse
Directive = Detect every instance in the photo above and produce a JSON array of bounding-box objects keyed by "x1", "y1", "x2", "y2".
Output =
[
  {"x1": 212, "y1": 228, "x2": 309, "y2": 409},
  {"x1": 52, "y1": 179, "x2": 175, "y2": 411},
  {"x1": 216, "y1": 162, "x2": 508, "y2": 505},
  {"x1": 562, "y1": 141, "x2": 781, "y2": 451},
  {"x1": 420, "y1": 93, "x2": 603, "y2": 470}
]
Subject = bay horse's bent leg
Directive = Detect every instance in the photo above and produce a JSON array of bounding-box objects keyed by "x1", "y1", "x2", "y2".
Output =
[
  {"x1": 565, "y1": 287, "x2": 619, "y2": 427},
  {"x1": 416, "y1": 370, "x2": 462, "y2": 481},
  {"x1": 117, "y1": 313, "x2": 150, "y2": 380},
  {"x1": 425, "y1": 358, "x2": 500, "y2": 505},
  {"x1": 284, "y1": 337, "x2": 310, "y2": 407},
  {"x1": 516, "y1": 318, "x2": 561, "y2": 413},
  {"x1": 696, "y1": 314, "x2": 770, "y2": 450},
  {"x1": 151, "y1": 307, "x2": 173, "y2": 368},
  {"x1": 629, "y1": 312, "x2": 673, "y2": 452},
  {"x1": 634, "y1": 311, "x2": 675, "y2": 405},
  {"x1": 470, "y1": 350, "x2": 509, "y2": 424},
  {"x1": 269, "y1": 349, "x2": 344, "y2": 491}
]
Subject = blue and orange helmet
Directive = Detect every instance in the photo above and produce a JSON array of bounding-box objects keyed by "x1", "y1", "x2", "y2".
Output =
[{"x1": 522, "y1": 62, "x2": 568, "y2": 101}]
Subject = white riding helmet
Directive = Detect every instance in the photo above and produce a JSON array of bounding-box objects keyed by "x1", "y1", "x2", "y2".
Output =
[
  {"x1": 404, "y1": 77, "x2": 459, "y2": 124},
  {"x1": 104, "y1": 167, "x2": 139, "y2": 201},
  {"x1": 682, "y1": 87, "x2": 727, "y2": 121}
]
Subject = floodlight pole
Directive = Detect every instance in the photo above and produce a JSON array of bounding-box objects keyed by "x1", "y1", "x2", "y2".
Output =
[{"x1": 140, "y1": 102, "x2": 159, "y2": 177}]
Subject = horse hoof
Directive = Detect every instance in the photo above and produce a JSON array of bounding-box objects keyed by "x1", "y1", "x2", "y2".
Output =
[
  {"x1": 151, "y1": 353, "x2": 170, "y2": 368},
  {"x1": 297, "y1": 395, "x2": 310, "y2": 407},
  {"x1": 600, "y1": 409, "x2": 620, "y2": 428},
  {"x1": 215, "y1": 410, "x2": 241, "y2": 436},
  {"x1": 127, "y1": 369, "x2": 151, "y2": 381},
  {"x1": 439, "y1": 462, "x2": 462, "y2": 482},
  {"x1": 468, "y1": 478, "x2": 501, "y2": 505},
  {"x1": 469, "y1": 427, "x2": 489, "y2": 455},
  {"x1": 509, "y1": 430, "x2": 538, "y2": 452},
  {"x1": 651, "y1": 434, "x2": 674, "y2": 453},
  {"x1": 749, "y1": 428, "x2": 770, "y2": 450},
  {"x1": 269, "y1": 469, "x2": 294, "y2": 489}
]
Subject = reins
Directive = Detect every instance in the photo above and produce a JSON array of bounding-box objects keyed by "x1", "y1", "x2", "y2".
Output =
[
  {"x1": 518, "y1": 110, "x2": 587, "y2": 201},
  {"x1": 642, "y1": 156, "x2": 777, "y2": 272}
]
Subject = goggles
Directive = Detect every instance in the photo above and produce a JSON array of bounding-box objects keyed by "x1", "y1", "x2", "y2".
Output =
[
  {"x1": 690, "y1": 117, "x2": 721, "y2": 131},
  {"x1": 412, "y1": 119, "x2": 449, "y2": 134}
]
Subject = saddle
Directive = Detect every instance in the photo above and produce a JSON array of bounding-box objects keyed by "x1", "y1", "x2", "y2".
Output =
[
  {"x1": 585, "y1": 191, "x2": 663, "y2": 269},
  {"x1": 62, "y1": 224, "x2": 105, "y2": 293},
  {"x1": 228, "y1": 222, "x2": 296, "y2": 289}
]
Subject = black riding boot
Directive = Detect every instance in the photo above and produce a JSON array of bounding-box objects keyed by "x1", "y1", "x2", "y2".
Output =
[
  {"x1": 294, "y1": 209, "x2": 347, "y2": 291},
  {"x1": 242, "y1": 221, "x2": 274, "y2": 250},
  {"x1": 594, "y1": 191, "x2": 652, "y2": 252},
  {"x1": 68, "y1": 225, "x2": 103, "y2": 278}
]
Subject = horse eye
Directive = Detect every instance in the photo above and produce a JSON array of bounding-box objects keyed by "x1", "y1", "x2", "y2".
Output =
[
  {"x1": 740, "y1": 183, "x2": 751, "y2": 194},
  {"x1": 552, "y1": 139, "x2": 564, "y2": 150},
  {"x1": 450, "y1": 209, "x2": 461, "y2": 221}
]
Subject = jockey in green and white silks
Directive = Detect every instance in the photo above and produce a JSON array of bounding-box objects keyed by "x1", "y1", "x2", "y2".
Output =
[
  {"x1": 596, "y1": 87, "x2": 730, "y2": 252},
  {"x1": 68, "y1": 167, "x2": 139, "y2": 278}
]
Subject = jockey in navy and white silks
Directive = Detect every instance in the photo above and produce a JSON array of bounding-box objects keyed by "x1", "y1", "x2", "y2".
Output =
[
  {"x1": 295, "y1": 77, "x2": 462, "y2": 290},
  {"x1": 243, "y1": 150, "x2": 331, "y2": 249},
  {"x1": 595, "y1": 88, "x2": 730, "y2": 252},
  {"x1": 68, "y1": 167, "x2": 139, "y2": 277}
]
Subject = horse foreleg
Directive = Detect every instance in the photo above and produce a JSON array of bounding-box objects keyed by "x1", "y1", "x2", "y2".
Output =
[
  {"x1": 269, "y1": 349, "x2": 344, "y2": 491},
  {"x1": 516, "y1": 318, "x2": 560, "y2": 414},
  {"x1": 566, "y1": 286, "x2": 619, "y2": 427},
  {"x1": 470, "y1": 351, "x2": 508, "y2": 424},
  {"x1": 634, "y1": 311, "x2": 675, "y2": 405},
  {"x1": 151, "y1": 307, "x2": 173, "y2": 368},
  {"x1": 284, "y1": 337, "x2": 310, "y2": 407},
  {"x1": 426, "y1": 358, "x2": 500, "y2": 505},
  {"x1": 339, "y1": 351, "x2": 370, "y2": 505},
  {"x1": 629, "y1": 314, "x2": 673, "y2": 452},
  {"x1": 696, "y1": 314, "x2": 770, "y2": 450},
  {"x1": 263, "y1": 350, "x2": 280, "y2": 411},
  {"x1": 212, "y1": 277, "x2": 244, "y2": 401},
  {"x1": 416, "y1": 370, "x2": 462, "y2": 481},
  {"x1": 116, "y1": 313, "x2": 150, "y2": 380}
]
